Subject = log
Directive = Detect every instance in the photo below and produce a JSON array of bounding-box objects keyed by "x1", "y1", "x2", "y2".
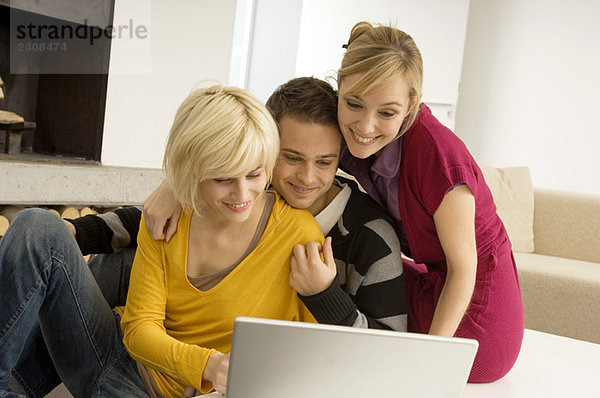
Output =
[
  {"x1": 0, "y1": 205, "x2": 27, "y2": 222},
  {"x1": 0, "y1": 110, "x2": 25, "y2": 124},
  {"x1": 54, "y1": 205, "x2": 80, "y2": 219},
  {"x1": 0, "y1": 215, "x2": 9, "y2": 237},
  {"x1": 79, "y1": 207, "x2": 97, "y2": 217},
  {"x1": 41, "y1": 207, "x2": 60, "y2": 217}
]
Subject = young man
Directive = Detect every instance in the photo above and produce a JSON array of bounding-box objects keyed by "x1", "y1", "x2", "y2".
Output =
[
  {"x1": 69, "y1": 77, "x2": 406, "y2": 330},
  {"x1": 266, "y1": 77, "x2": 406, "y2": 329}
]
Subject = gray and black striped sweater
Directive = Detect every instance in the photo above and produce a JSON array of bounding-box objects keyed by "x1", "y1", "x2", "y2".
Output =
[{"x1": 301, "y1": 177, "x2": 407, "y2": 330}]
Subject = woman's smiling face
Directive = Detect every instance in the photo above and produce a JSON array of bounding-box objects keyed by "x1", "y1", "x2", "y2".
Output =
[
  {"x1": 196, "y1": 168, "x2": 267, "y2": 224},
  {"x1": 337, "y1": 73, "x2": 413, "y2": 158}
]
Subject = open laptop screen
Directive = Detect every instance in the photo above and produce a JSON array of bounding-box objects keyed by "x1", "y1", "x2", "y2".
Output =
[{"x1": 224, "y1": 317, "x2": 478, "y2": 398}]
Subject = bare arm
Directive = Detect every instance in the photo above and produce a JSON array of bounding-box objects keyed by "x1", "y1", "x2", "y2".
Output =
[
  {"x1": 428, "y1": 185, "x2": 477, "y2": 337},
  {"x1": 142, "y1": 179, "x2": 182, "y2": 241}
]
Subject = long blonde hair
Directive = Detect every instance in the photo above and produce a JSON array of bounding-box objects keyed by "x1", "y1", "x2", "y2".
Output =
[
  {"x1": 163, "y1": 85, "x2": 279, "y2": 214},
  {"x1": 338, "y1": 21, "x2": 423, "y2": 137}
]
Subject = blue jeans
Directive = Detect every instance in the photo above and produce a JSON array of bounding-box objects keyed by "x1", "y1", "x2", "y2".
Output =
[
  {"x1": 0, "y1": 209, "x2": 148, "y2": 397},
  {"x1": 89, "y1": 247, "x2": 136, "y2": 309}
]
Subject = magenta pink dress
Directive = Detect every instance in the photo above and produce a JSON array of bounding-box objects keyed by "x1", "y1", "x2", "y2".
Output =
[{"x1": 341, "y1": 105, "x2": 524, "y2": 382}]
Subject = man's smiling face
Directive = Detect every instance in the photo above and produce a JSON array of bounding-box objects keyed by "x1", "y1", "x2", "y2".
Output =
[{"x1": 271, "y1": 116, "x2": 342, "y2": 216}]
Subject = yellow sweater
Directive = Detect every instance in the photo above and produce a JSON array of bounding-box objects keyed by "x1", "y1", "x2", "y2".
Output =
[{"x1": 119, "y1": 193, "x2": 322, "y2": 397}]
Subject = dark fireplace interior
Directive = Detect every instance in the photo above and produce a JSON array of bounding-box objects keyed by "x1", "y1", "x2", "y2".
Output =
[{"x1": 0, "y1": 2, "x2": 114, "y2": 163}]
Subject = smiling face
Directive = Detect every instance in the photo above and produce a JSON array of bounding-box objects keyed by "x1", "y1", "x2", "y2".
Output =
[
  {"x1": 271, "y1": 116, "x2": 342, "y2": 216},
  {"x1": 337, "y1": 73, "x2": 413, "y2": 159},
  {"x1": 197, "y1": 167, "x2": 267, "y2": 224}
]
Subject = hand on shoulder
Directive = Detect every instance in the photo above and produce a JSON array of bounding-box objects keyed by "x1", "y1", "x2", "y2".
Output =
[
  {"x1": 290, "y1": 237, "x2": 336, "y2": 296},
  {"x1": 143, "y1": 179, "x2": 182, "y2": 241}
]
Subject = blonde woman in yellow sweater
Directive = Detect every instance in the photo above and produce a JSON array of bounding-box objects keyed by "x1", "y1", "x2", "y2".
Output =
[
  {"x1": 0, "y1": 86, "x2": 322, "y2": 397},
  {"x1": 119, "y1": 85, "x2": 324, "y2": 396}
]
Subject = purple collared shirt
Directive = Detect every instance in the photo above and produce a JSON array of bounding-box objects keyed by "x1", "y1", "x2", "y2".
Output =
[{"x1": 340, "y1": 136, "x2": 403, "y2": 224}]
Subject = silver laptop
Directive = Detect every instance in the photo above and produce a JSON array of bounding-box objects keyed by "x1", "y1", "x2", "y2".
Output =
[{"x1": 223, "y1": 317, "x2": 478, "y2": 398}]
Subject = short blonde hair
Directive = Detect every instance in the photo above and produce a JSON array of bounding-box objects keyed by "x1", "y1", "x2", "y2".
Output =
[
  {"x1": 163, "y1": 85, "x2": 279, "y2": 214},
  {"x1": 338, "y1": 21, "x2": 423, "y2": 136}
]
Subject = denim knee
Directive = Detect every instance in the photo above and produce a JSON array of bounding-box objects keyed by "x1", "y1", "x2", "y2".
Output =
[
  {"x1": 1, "y1": 209, "x2": 75, "y2": 273},
  {"x1": 11, "y1": 208, "x2": 64, "y2": 234},
  {"x1": 7, "y1": 209, "x2": 70, "y2": 246}
]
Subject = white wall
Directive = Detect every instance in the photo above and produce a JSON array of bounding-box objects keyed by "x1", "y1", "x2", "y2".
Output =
[
  {"x1": 295, "y1": 0, "x2": 470, "y2": 129},
  {"x1": 455, "y1": 0, "x2": 600, "y2": 195},
  {"x1": 245, "y1": 0, "x2": 303, "y2": 103},
  {"x1": 101, "y1": 0, "x2": 236, "y2": 169},
  {"x1": 103, "y1": 0, "x2": 600, "y2": 197},
  {"x1": 101, "y1": 0, "x2": 469, "y2": 168}
]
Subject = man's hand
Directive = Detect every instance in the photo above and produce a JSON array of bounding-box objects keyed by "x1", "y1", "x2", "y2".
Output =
[
  {"x1": 203, "y1": 352, "x2": 230, "y2": 394},
  {"x1": 290, "y1": 237, "x2": 337, "y2": 296},
  {"x1": 142, "y1": 179, "x2": 182, "y2": 241}
]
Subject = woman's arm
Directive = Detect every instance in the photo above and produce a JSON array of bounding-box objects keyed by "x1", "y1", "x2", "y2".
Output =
[
  {"x1": 120, "y1": 216, "x2": 218, "y2": 393},
  {"x1": 142, "y1": 179, "x2": 182, "y2": 241},
  {"x1": 203, "y1": 352, "x2": 230, "y2": 394},
  {"x1": 429, "y1": 185, "x2": 478, "y2": 337}
]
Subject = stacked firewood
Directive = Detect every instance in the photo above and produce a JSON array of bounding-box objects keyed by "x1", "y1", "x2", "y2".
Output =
[
  {"x1": 0, "y1": 206, "x2": 113, "y2": 261},
  {"x1": 0, "y1": 76, "x2": 25, "y2": 124},
  {"x1": 0, "y1": 205, "x2": 108, "y2": 236},
  {"x1": 0, "y1": 205, "x2": 102, "y2": 238}
]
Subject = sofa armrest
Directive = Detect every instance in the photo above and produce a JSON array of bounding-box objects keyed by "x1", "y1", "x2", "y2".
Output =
[
  {"x1": 533, "y1": 188, "x2": 600, "y2": 263},
  {"x1": 480, "y1": 166, "x2": 535, "y2": 253}
]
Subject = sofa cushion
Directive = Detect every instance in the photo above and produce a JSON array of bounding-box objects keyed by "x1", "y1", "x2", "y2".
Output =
[
  {"x1": 480, "y1": 166, "x2": 534, "y2": 253},
  {"x1": 533, "y1": 188, "x2": 600, "y2": 264},
  {"x1": 515, "y1": 252, "x2": 600, "y2": 344}
]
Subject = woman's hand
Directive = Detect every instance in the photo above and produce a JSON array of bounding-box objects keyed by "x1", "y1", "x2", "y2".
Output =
[
  {"x1": 429, "y1": 185, "x2": 478, "y2": 337},
  {"x1": 290, "y1": 237, "x2": 337, "y2": 296},
  {"x1": 142, "y1": 179, "x2": 182, "y2": 241},
  {"x1": 203, "y1": 352, "x2": 230, "y2": 394}
]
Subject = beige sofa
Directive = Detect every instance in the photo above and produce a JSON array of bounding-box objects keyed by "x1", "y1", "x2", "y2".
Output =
[{"x1": 481, "y1": 166, "x2": 600, "y2": 344}]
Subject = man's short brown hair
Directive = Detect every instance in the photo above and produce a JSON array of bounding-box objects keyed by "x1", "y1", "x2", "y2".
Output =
[{"x1": 266, "y1": 77, "x2": 338, "y2": 128}]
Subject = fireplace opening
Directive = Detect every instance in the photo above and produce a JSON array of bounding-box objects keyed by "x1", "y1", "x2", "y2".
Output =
[{"x1": 0, "y1": 2, "x2": 114, "y2": 163}]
